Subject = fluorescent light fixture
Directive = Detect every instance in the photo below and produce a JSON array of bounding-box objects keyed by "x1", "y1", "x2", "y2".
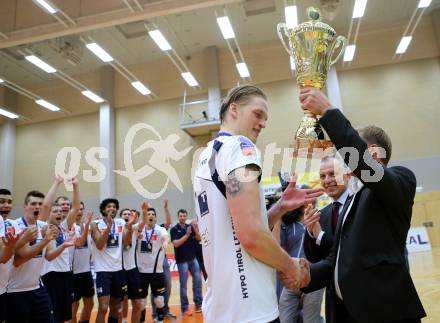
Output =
[
  {"x1": 236, "y1": 62, "x2": 250, "y2": 78},
  {"x1": 25, "y1": 55, "x2": 56, "y2": 73},
  {"x1": 181, "y1": 72, "x2": 198, "y2": 87},
  {"x1": 81, "y1": 90, "x2": 104, "y2": 103},
  {"x1": 289, "y1": 56, "x2": 296, "y2": 70},
  {"x1": 352, "y1": 0, "x2": 368, "y2": 18},
  {"x1": 343, "y1": 45, "x2": 356, "y2": 61},
  {"x1": 86, "y1": 43, "x2": 114, "y2": 62},
  {"x1": 35, "y1": 99, "x2": 60, "y2": 111},
  {"x1": 148, "y1": 30, "x2": 172, "y2": 51},
  {"x1": 0, "y1": 78, "x2": 4, "y2": 83},
  {"x1": 285, "y1": 5, "x2": 298, "y2": 29},
  {"x1": 216, "y1": 16, "x2": 235, "y2": 39},
  {"x1": 418, "y1": 0, "x2": 432, "y2": 8},
  {"x1": 131, "y1": 81, "x2": 151, "y2": 95},
  {"x1": 396, "y1": 36, "x2": 412, "y2": 54},
  {"x1": 34, "y1": 0, "x2": 57, "y2": 14},
  {"x1": 0, "y1": 108, "x2": 19, "y2": 119}
]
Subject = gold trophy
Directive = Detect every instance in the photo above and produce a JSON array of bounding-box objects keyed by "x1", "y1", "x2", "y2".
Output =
[{"x1": 278, "y1": 7, "x2": 346, "y2": 152}]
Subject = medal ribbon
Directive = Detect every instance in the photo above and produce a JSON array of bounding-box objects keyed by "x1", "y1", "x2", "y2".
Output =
[{"x1": 144, "y1": 226, "x2": 155, "y2": 244}]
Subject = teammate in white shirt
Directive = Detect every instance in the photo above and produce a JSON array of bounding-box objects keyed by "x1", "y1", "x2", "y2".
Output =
[
  {"x1": 72, "y1": 201, "x2": 94, "y2": 323},
  {"x1": 121, "y1": 208, "x2": 144, "y2": 323},
  {"x1": 136, "y1": 203, "x2": 169, "y2": 323},
  {"x1": 0, "y1": 188, "x2": 21, "y2": 322},
  {"x1": 41, "y1": 204, "x2": 77, "y2": 323},
  {"x1": 6, "y1": 189, "x2": 60, "y2": 323},
  {"x1": 55, "y1": 195, "x2": 72, "y2": 222},
  {"x1": 90, "y1": 198, "x2": 135, "y2": 323},
  {"x1": 193, "y1": 85, "x2": 322, "y2": 323},
  {"x1": 36, "y1": 177, "x2": 80, "y2": 323}
]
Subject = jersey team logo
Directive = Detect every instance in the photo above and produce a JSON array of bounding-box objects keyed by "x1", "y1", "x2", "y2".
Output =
[{"x1": 239, "y1": 136, "x2": 256, "y2": 156}]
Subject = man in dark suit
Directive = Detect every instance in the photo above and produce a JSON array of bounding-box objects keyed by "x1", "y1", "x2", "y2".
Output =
[
  {"x1": 302, "y1": 155, "x2": 351, "y2": 322},
  {"x1": 303, "y1": 156, "x2": 351, "y2": 263},
  {"x1": 299, "y1": 87, "x2": 426, "y2": 323}
]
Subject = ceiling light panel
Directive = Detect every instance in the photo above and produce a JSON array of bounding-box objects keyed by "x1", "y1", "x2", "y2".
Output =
[
  {"x1": 396, "y1": 36, "x2": 412, "y2": 54},
  {"x1": 181, "y1": 72, "x2": 198, "y2": 87},
  {"x1": 25, "y1": 55, "x2": 57, "y2": 73},
  {"x1": 216, "y1": 16, "x2": 235, "y2": 39},
  {"x1": 34, "y1": 0, "x2": 57, "y2": 14},
  {"x1": 343, "y1": 45, "x2": 356, "y2": 61},
  {"x1": 236, "y1": 62, "x2": 250, "y2": 78},
  {"x1": 0, "y1": 108, "x2": 19, "y2": 119},
  {"x1": 81, "y1": 90, "x2": 104, "y2": 103},
  {"x1": 352, "y1": 0, "x2": 368, "y2": 18},
  {"x1": 131, "y1": 81, "x2": 151, "y2": 95},
  {"x1": 284, "y1": 6, "x2": 298, "y2": 29},
  {"x1": 418, "y1": 0, "x2": 432, "y2": 8},
  {"x1": 148, "y1": 30, "x2": 172, "y2": 51},
  {"x1": 35, "y1": 99, "x2": 60, "y2": 111},
  {"x1": 86, "y1": 43, "x2": 114, "y2": 62}
]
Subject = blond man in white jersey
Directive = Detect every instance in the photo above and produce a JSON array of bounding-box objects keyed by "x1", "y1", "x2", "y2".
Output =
[{"x1": 193, "y1": 85, "x2": 322, "y2": 323}]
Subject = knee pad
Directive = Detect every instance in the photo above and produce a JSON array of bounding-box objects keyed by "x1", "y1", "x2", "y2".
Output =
[{"x1": 154, "y1": 295, "x2": 165, "y2": 308}]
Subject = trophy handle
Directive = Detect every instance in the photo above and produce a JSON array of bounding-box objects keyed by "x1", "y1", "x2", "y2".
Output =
[
  {"x1": 277, "y1": 22, "x2": 294, "y2": 57},
  {"x1": 329, "y1": 35, "x2": 347, "y2": 66}
]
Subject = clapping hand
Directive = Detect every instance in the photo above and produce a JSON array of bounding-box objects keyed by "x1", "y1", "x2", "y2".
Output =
[
  {"x1": 2, "y1": 232, "x2": 20, "y2": 248},
  {"x1": 82, "y1": 212, "x2": 93, "y2": 230},
  {"x1": 302, "y1": 204, "x2": 321, "y2": 238},
  {"x1": 63, "y1": 232, "x2": 77, "y2": 248},
  {"x1": 21, "y1": 227, "x2": 38, "y2": 243},
  {"x1": 43, "y1": 224, "x2": 59, "y2": 241},
  {"x1": 279, "y1": 175, "x2": 323, "y2": 213}
]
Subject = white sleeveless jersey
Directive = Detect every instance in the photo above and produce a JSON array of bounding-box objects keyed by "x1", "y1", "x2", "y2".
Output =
[
  {"x1": 7, "y1": 218, "x2": 48, "y2": 293},
  {"x1": 42, "y1": 220, "x2": 72, "y2": 275},
  {"x1": 136, "y1": 224, "x2": 168, "y2": 274},
  {"x1": 193, "y1": 134, "x2": 278, "y2": 323},
  {"x1": 123, "y1": 223, "x2": 138, "y2": 271},
  {"x1": 90, "y1": 217, "x2": 125, "y2": 272},
  {"x1": 0, "y1": 217, "x2": 14, "y2": 295},
  {"x1": 72, "y1": 223, "x2": 92, "y2": 274}
]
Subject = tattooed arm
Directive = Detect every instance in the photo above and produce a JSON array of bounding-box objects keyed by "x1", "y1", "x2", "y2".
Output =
[{"x1": 226, "y1": 165, "x2": 299, "y2": 279}]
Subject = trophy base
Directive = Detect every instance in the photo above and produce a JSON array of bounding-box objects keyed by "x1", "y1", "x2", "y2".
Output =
[{"x1": 292, "y1": 138, "x2": 334, "y2": 159}]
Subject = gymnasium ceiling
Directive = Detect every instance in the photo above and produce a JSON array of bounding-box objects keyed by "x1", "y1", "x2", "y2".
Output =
[{"x1": 0, "y1": 0, "x2": 439, "y2": 123}]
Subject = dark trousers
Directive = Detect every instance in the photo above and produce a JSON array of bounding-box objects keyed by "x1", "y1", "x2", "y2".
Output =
[{"x1": 334, "y1": 297, "x2": 421, "y2": 323}]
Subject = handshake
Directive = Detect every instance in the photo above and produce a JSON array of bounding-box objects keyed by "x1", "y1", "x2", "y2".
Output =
[{"x1": 279, "y1": 257, "x2": 311, "y2": 289}]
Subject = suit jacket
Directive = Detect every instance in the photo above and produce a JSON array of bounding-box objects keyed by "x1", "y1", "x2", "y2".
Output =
[
  {"x1": 303, "y1": 109, "x2": 426, "y2": 323},
  {"x1": 303, "y1": 203, "x2": 334, "y2": 263},
  {"x1": 303, "y1": 200, "x2": 346, "y2": 322}
]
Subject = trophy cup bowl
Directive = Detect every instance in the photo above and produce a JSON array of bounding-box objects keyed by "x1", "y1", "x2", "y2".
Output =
[{"x1": 277, "y1": 7, "x2": 346, "y2": 156}]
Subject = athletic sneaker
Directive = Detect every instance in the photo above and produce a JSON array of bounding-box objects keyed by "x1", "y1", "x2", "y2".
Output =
[
  {"x1": 164, "y1": 312, "x2": 177, "y2": 319},
  {"x1": 183, "y1": 309, "x2": 193, "y2": 316},
  {"x1": 195, "y1": 305, "x2": 202, "y2": 313}
]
